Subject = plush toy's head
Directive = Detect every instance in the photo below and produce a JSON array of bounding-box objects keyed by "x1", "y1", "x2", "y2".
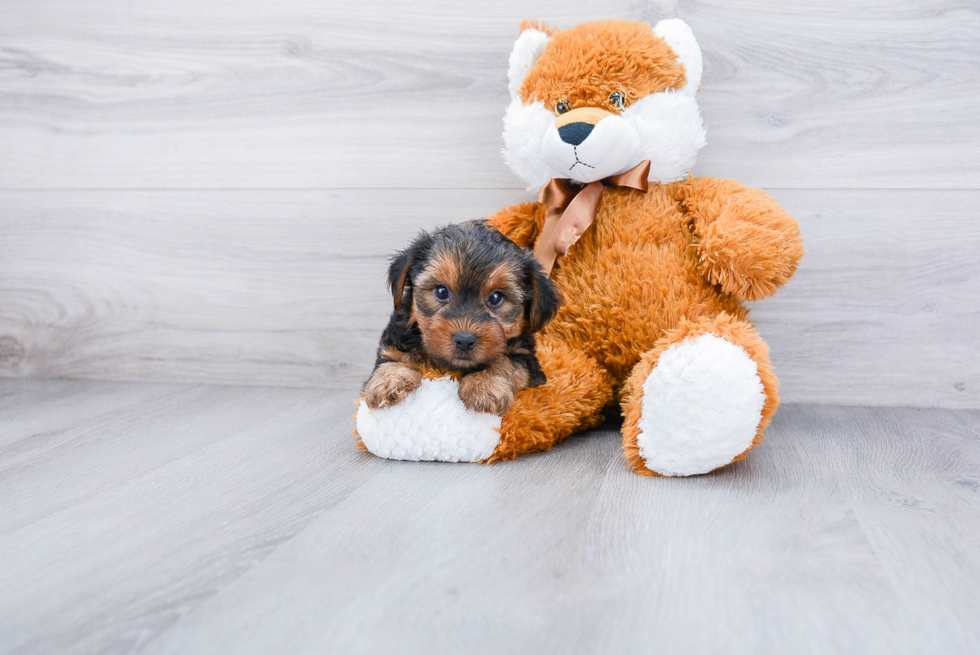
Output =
[{"x1": 503, "y1": 18, "x2": 706, "y2": 189}]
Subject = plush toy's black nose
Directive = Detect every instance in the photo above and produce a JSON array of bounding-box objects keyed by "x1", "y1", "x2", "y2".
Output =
[
  {"x1": 558, "y1": 122, "x2": 594, "y2": 146},
  {"x1": 453, "y1": 332, "x2": 478, "y2": 352}
]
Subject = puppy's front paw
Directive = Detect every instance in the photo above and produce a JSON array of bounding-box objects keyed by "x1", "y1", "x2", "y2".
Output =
[
  {"x1": 458, "y1": 371, "x2": 516, "y2": 416},
  {"x1": 363, "y1": 363, "x2": 422, "y2": 409}
]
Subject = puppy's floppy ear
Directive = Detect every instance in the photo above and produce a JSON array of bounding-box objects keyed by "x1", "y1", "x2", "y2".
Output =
[
  {"x1": 387, "y1": 232, "x2": 432, "y2": 312},
  {"x1": 523, "y1": 259, "x2": 560, "y2": 333}
]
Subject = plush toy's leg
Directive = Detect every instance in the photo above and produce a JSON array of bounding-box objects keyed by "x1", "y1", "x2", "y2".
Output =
[
  {"x1": 488, "y1": 338, "x2": 614, "y2": 462},
  {"x1": 355, "y1": 376, "x2": 505, "y2": 463},
  {"x1": 620, "y1": 313, "x2": 779, "y2": 477},
  {"x1": 355, "y1": 339, "x2": 613, "y2": 464}
]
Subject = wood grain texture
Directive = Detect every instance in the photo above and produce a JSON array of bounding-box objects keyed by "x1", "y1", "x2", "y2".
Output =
[
  {"x1": 1, "y1": 380, "x2": 978, "y2": 654},
  {"x1": 1, "y1": 0, "x2": 977, "y2": 404},
  {"x1": 0, "y1": 0, "x2": 977, "y2": 189},
  {"x1": 0, "y1": 380, "x2": 378, "y2": 655},
  {"x1": 1, "y1": 188, "x2": 977, "y2": 407},
  {"x1": 756, "y1": 188, "x2": 980, "y2": 408}
]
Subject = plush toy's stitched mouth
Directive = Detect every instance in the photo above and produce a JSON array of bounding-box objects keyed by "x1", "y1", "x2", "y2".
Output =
[{"x1": 568, "y1": 146, "x2": 595, "y2": 172}]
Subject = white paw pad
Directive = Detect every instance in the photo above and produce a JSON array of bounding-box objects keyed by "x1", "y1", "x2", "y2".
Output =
[
  {"x1": 636, "y1": 333, "x2": 766, "y2": 476},
  {"x1": 355, "y1": 378, "x2": 502, "y2": 462}
]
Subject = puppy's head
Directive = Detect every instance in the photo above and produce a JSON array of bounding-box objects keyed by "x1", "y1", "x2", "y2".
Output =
[{"x1": 388, "y1": 220, "x2": 559, "y2": 370}]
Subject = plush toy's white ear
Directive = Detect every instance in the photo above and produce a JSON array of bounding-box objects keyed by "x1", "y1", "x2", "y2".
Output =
[
  {"x1": 653, "y1": 19, "x2": 703, "y2": 96},
  {"x1": 508, "y1": 28, "x2": 551, "y2": 98}
]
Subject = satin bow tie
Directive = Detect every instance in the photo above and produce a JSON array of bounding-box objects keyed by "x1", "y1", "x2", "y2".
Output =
[{"x1": 533, "y1": 160, "x2": 651, "y2": 275}]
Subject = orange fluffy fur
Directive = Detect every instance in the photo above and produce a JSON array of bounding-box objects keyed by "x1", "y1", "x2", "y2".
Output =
[
  {"x1": 474, "y1": 19, "x2": 804, "y2": 474},
  {"x1": 519, "y1": 20, "x2": 686, "y2": 113},
  {"x1": 620, "y1": 313, "x2": 780, "y2": 475},
  {"x1": 486, "y1": 176, "x2": 800, "y2": 472}
]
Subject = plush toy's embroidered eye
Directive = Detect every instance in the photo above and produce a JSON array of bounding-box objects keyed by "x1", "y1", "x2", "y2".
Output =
[
  {"x1": 434, "y1": 285, "x2": 451, "y2": 302},
  {"x1": 486, "y1": 290, "x2": 505, "y2": 308},
  {"x1": 555, "y1": 100, "x2": 571, "y2": 115},
  {"x1": 609, "y1": 91, "x2": 627, "y2": 110}
]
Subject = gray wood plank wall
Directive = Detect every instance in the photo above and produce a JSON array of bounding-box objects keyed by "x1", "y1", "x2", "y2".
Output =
[{"x1": 1, "y1": 0, "x2": 977, "y2": 407}]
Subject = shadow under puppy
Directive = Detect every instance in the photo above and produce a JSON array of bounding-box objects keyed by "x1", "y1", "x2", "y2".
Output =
[{"x1": 364, "y1": 220, "x2": 560, "y2": 416}]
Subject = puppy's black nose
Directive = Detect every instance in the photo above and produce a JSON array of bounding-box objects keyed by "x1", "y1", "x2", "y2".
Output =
[
  {"x1": 453, "y1": 332, "x2": 478, "y2": 352},
  {"x1": 558, "y1": 122, "x2": 594, "y2": 146}
]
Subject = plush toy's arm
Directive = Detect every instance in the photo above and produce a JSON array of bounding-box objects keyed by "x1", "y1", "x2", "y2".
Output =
[
  {"x1": 670, "y1": 177, "x2": 804, "y2": 301},
  {"x1": 485, "y1": 201, "x2": 548, "y2": 249}
]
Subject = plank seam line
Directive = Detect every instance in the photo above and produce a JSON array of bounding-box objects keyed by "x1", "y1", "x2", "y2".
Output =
[{"x1": 1, "y1": 187, "x2": 977, "y2": 193}]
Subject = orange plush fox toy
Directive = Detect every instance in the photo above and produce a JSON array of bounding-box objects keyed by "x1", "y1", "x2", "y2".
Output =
[{"x1": 356, "y1": 18, "x2": 803, "y2": 476}]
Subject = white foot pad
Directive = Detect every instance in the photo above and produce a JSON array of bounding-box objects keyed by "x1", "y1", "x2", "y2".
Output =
[
  {"x1": 355, "y1": 378, "x2": 502, "y2": 462},
  {"x1": 636, "y1": 333, "x2": 766, "y2": 476}
]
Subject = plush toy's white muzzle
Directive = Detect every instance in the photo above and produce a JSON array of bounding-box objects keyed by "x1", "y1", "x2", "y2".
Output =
[{"x1": 542, "y1": 114, "x2": 640, "y2": 183}]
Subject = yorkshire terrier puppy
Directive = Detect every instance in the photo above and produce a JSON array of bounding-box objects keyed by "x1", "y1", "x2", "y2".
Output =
[{"x1": 363, "y1": 220, "x2": 560, "y2": 416}]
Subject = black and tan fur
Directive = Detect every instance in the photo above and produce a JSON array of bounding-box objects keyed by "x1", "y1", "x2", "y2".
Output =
[{"x1": 363, "y1": 220, "x2": 560, "y2": 415}]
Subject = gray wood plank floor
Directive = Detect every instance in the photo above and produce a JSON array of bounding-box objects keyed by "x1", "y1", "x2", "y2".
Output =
[{"x1": 1, "y1": 379, "x2": 978, "y2": 654}]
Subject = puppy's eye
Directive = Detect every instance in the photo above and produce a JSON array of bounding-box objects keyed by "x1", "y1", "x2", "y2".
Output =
[
  {"x1": 486, "y1": 290, "x2": 505, "y2": 308},
  {"x1": 433, "y1": 285, "x2": 451, "y2": 302},
  {"x1": 609, "y1": 91, "x2": 626, "y2": 110},
  {"x1": 555, "y1": 100, "x2": 570, "y2": 115}
]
